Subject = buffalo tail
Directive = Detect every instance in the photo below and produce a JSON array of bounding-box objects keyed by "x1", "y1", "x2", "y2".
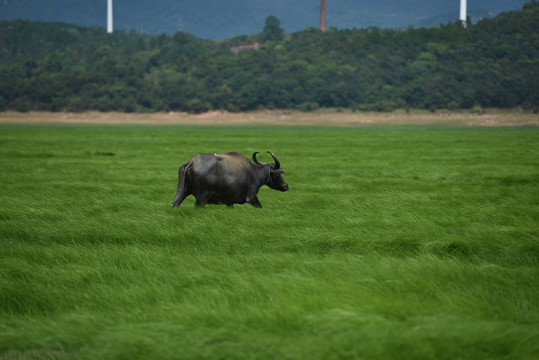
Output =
[{"x1": 171, "y1": 162, "x2": 189, "y2": 207}]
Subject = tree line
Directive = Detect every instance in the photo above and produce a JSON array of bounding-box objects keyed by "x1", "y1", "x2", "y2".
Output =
[{"x1": 0, "y1": 2, "x2": 537, "y2": 113}]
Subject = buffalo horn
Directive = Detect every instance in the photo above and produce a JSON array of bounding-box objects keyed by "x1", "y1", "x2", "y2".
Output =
[
  {"x1": 267, "y1": 151, "x2": 280, "y2": 169},
  {"x1": 252, "y1": 152, "x2": 262, "y2": 165}
]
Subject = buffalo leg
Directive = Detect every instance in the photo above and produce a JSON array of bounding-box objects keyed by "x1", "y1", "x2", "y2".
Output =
[
  {"x1": 249, "y1": 196, "x2": 262, "y2": 208},
  {"x1": 194, "y1": 191, "x2": 211, "y2": 207}
]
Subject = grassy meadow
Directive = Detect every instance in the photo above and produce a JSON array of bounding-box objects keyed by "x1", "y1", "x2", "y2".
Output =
[{"x1": 0, "y1": 122, "x2": 538, "y2": 359}]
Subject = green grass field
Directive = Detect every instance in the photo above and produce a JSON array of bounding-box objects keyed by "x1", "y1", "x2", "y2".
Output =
[{"x1": 1, "y1": 123, "x2": 538, "y2": 359}]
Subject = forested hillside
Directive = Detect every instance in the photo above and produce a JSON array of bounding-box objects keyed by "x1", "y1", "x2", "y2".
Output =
[{"x1": 0, "y1": 2, "x2": 537, "y2": 113}]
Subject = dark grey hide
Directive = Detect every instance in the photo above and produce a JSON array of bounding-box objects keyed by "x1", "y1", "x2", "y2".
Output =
[{"x1": 171, "y1": 151, "x2": 288, "y2": 208}]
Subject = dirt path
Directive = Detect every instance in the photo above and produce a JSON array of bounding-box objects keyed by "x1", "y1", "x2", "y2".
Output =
[{"x1": 1, "y1": 109, "x2": 537, "y2": 126}]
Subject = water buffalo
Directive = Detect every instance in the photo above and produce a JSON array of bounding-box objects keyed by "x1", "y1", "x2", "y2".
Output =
[{"x1": 171, "y1": 151, "x2": 288, "y2": 208}]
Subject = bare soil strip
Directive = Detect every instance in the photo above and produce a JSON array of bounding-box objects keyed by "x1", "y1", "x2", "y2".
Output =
[{"x1": 0, "y1": 110, "x2": 537, "y2": 126}]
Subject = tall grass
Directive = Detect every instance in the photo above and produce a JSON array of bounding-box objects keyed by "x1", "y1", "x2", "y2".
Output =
[{"x1": 0, "y1": 124, "x2": 538, "y2": 359}]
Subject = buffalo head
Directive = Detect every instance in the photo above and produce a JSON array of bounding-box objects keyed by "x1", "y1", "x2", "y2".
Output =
[{"x1": 252, "y1": 151, "x2": 289, "y2": 192}]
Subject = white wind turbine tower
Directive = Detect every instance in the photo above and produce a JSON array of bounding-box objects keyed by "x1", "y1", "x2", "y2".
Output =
[
  {"x1": 460, "y1": 0, "x2": 467, "y2": 27},
  {"x1": 107, "y1": 0, "x2": 113, "y2": 33}
]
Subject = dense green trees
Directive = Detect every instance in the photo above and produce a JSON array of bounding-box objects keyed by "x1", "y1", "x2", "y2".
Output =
[
  {"x1": 0, "y1": 4, "x2": 537, "y2": 113},
  {"x1": 261, "y1": 16, "x2": 284, "y2": 42}
]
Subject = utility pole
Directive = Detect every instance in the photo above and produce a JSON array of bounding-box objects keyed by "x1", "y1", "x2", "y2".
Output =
[
  {"x1": 460, "y1": 0, "x2": 467, "y2": 27},
  {"x1": 107, "y1": 0, "x2": 113, "y2": 33}
]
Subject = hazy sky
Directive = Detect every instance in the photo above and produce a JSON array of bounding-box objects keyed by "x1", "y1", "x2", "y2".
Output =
[{"x1": 0, "y1": 0, "x2": 532, "y2": 39}]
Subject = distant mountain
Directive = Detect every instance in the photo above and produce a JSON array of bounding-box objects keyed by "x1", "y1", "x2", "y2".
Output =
[{"x1": 0, "y1": 0, "x2": 531, "y2": 39}]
